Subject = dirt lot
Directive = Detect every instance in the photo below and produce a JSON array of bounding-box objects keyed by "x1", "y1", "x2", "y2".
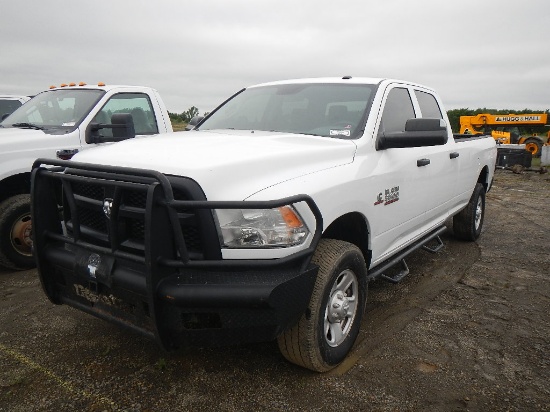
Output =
[{"x1": 1, "y1": 169, "x2": 549, "y2": 412}]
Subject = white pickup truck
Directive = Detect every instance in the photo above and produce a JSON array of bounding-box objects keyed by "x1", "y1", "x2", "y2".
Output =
[
  {"x1": 0, "y1": 95, "x2": 31, "y2": 119},
  {"x1": 31, "y1": 77, "x2": 497, "y2": 372},
  {"x1": 0, "y1": 83, "x2": 172, "y2": 270}
]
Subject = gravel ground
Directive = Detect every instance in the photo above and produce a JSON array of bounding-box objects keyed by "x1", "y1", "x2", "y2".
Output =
[{"x1": 1, "y1": 168, "x2": 549, "y2": 412}]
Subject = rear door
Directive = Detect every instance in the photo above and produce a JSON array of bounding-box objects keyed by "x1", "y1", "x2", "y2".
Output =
[{"x1": 412, "y1": 88, "x2": 460, "y2": 222}]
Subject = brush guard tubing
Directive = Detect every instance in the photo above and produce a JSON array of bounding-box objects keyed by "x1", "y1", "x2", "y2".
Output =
[{"x1": 31, "y1": 158, "x2": 324, "y2": 271}]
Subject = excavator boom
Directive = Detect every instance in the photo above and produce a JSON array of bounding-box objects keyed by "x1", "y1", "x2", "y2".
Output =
[{"x1": 460, "y1": 113, "x2": 547, "y2": 131}]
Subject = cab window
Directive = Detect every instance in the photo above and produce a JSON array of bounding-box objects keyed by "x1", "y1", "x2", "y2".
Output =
[
  {"x1": 415, "y1": 90, "x2": 443, "y2": 119},
  {"x1": 379, "y1": 87, "x2": 415, "y2": 134},
  {"x1": 0, "y1": 100, "x2": 23, "y2": 118},
  {"x1": 93, "y1": 93, "x2": 158, "y2": 136}
]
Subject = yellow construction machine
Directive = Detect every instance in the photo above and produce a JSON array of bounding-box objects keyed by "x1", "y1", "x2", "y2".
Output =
[{"x1": 459, "y1": 113, "x2": 549, "y2": 157}]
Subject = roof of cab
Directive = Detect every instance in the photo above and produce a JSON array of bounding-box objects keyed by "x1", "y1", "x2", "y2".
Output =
[
  {"x1": 249, "y1": 76, "x2": 432, "y2": 91},
  {"x1": 250, "y1": 76, "x2": 385, "y2": 87},
  {"x1": 47, "y1": 83, "x2": 156, "y2": 92}
]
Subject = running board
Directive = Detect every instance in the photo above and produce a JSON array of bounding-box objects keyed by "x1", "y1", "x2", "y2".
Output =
[
  {"x1": 379, "y1": 259, "x2": 409, "y2": 284},
  {"x1": 422, "y1": 235, "x2": 444, "y2": 253},
  {"x1": 367, "y1": 226, "x2": 447, "y2": 284}
]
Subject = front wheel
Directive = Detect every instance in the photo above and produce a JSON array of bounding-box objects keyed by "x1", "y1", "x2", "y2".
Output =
[
  {"x1": 277, "y1": 239, "x2": 367, "y2": 372},
  {"x1": 453, "y1": 183, "x2": 485, "y2": 241},
  {"x1": 0, "y1": 194, "x2": 35, "y2": 270}
]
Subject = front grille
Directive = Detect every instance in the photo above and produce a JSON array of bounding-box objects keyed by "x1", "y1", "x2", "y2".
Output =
[
  {"x1": 124, "y1": 190, "x2": 147, "y2": 208},
  {"x1": 72, "y1": 182, "x2": 104, "y2": 201},
  {"x1": 64, "y1": 179, "x2": 206, "y2": 258},
  {"x1": 78, "y1": 207, "x2": 107, "y2": 233},
  {"x1": 127, "y1": 218, "x2": 145, "y2": 241}
]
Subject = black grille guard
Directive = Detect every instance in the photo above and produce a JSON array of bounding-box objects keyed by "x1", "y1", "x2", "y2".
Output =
[{"x1": 31, "y1": 158, "x2": 324, "y2": 272}]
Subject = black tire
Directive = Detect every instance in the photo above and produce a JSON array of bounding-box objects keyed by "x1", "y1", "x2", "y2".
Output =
[
  {"x1": 277, "y1": 239, "x2": 367, "y2": 372},
  {"x1": 453, "y1": 183, "x2": 485, "y2": 241},
  {"x1": 0, "y1": 194, "x2": 35, "y2": 270},
  {"x1": 524, "y1": 138, "x2": 542, "y2": 158}
]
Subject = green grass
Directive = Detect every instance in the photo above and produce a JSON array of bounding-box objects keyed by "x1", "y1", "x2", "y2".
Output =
[{"x1": 171, "y1": 121, "x2": 187, "y2": 132}]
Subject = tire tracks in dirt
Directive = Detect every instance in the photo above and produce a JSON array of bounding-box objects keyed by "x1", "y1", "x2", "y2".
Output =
[{"x1": 329, "y1": 235, "x2": 481, "y2": 375}]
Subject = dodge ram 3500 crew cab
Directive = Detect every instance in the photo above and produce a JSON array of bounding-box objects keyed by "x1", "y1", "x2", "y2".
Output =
[
  {"x1": 0, "y1": 83, "x2": 172, "y2": 270},
  {"x1": 31, "y1": 77, "x2": 497, "y2": 372}
]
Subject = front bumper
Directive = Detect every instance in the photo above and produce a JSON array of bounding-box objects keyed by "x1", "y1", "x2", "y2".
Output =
[{"x1": 31, "y1": 159, "x2": 322, "y2": 349}]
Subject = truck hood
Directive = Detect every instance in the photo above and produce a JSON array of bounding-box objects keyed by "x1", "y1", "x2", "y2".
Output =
[
  {"x1": 71, "y1": 130, "x2": 357, "y2": 200},
  {"x1": 0, "y1": 128, "x2": 81, "y2": 178},
  {"x1": 0, "y1": 128, "x2": 51, "y2": 151}
]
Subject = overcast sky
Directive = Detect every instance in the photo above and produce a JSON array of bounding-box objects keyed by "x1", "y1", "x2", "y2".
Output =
[{"x1": 2, "y1": 0, "x2": 549, "y2": 114}]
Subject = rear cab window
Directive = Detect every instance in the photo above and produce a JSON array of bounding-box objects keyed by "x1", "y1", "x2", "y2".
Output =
[{"x1": 415, "y1": 90, "x2": 443, "y2": 119}]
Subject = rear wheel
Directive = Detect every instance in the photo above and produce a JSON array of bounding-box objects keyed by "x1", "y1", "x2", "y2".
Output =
[
  {"x1": 453, "y1": 183, "x2": 485, "y2": 241},
  {"x1": 524, "y1": 138, "x2": 542, "y2": 157},
  {"x1": 0, "y1": 194, "x2": 35, "y2": 270},
  {"x1": 277, "y1": 239, "x2": 367, "y2": 372}
]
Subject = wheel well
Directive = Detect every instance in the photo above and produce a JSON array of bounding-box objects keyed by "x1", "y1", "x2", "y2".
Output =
[
  {"x1": 322, "y1": 212, "x2": 371, "y2": 266},
  {"x1": 0, "y1": 173, "x2": 31, "y2": 203},
  {"x1": 477, "y1": 166, "x2": 489, "y2": 192}
]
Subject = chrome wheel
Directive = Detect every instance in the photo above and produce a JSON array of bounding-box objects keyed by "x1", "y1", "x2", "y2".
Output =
[{"x1": 324, "y1": 269, "x2": 359, "y2": 347}]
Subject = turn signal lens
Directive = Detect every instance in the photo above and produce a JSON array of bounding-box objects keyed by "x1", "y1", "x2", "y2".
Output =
[{"x1": 279, "y1": 206, "x2": 303, "y2": 228}]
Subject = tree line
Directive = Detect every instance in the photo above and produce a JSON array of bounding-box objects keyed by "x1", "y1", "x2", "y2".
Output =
[{"x1": 168, "y1": 106, "x2": 200, "y2": 123}]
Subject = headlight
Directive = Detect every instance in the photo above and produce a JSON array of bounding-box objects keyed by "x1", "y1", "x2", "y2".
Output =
[{"x1": 215, "y1": 206, "x2": 309, "y2": 248}]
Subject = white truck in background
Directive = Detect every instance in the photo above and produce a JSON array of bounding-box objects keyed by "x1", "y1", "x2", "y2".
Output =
[
  {"x1": 0, "y1": 95, "x2": 31, "y2": 119},
  {"x1": 31, "y1": 77, "x2": 497, "y2": 372},
  {"x1": 0, "y1": 82, "x2": 172, "y2": 270}
]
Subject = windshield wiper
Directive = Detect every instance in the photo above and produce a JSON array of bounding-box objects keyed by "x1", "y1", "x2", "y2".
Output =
[{"x1": 12, "y1": 122, "x2": 44, "y2": 130}]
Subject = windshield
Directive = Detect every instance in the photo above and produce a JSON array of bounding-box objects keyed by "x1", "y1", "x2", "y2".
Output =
[
  {"x1": 199, "y1": 83, "x2": 376, "y2": 139},
  {"x1": 1, "y1": 89, "x2": 105, "y2": 133}
]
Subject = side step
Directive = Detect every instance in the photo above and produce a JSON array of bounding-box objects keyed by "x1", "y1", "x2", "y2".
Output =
[
  {"x1": 367, "y1": 226, "x2": 446, "y2": 284},
  {"x1": 379, "y1": 259, "x2": 409, "y2": 284}
]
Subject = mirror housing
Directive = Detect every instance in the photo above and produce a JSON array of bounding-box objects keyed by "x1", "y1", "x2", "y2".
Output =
[
  {"x1": 185, "y1": 115, "x2": 204, "y2": 131},
  {"x1": 86, "y1": 113, "x2": 136, "y2": 144},
  {"x1": 377, "y1": 118, "x2": 448, "y2": 150}
]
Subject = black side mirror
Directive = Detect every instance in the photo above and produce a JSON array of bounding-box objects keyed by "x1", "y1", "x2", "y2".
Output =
[
  {"x1": 86, "y1": 113, "x2": 136, "y2": 144},
  {"x1": 1, "y1": 113, "x2": 10, "y2": 121},
  {"x1": 377, "y1": 118, "x2": 448, "y2": 150},
  {"x1": 185, "y1": 115, "x2": 205, "y2": 131}
]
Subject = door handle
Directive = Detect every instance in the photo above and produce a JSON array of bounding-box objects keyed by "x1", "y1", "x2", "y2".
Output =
[
  {"x1": 450, "y1": 152, "x2": 459, "y2": 159},
  {"x1": 417, "y1": 158, "x2": 430, "y2": 167}
]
